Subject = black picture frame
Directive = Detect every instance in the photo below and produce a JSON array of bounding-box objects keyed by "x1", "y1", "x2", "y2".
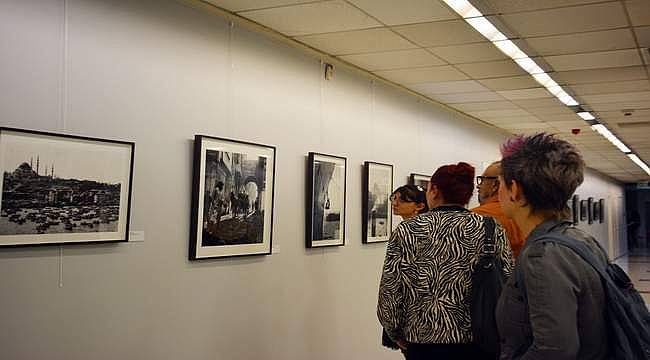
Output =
[
  {"x1": 598, "y1": 199, "x2": 605, "y2": 224},
  {"x1": 0, "y1": 127, "x2": 134, "y2": 247},
  {"x1": 409, "y1": 173, "x2": 430, "y2": 191},
  {"x1": 580, "y1": 199, "x2": 588, "y2": 222},
  {"x1": 306, "y1": 152, "x2": 346, "y2": 248},
  {"x1": 588, "y1": 197, "x2": 594, "y2": 224},
  {"x1": 189, "y1": 135, "x2": 276, "y2": 260},
  {"x1": 362, "y1": 161, "x2": 393, "y2": 244},
  {"x1": 571, "y1": 195, "x2": 579, "y2": 225}
]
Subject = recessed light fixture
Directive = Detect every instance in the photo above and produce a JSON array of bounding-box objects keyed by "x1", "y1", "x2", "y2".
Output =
[
  {"x1": 577, "y1": 112, "x2": 595, "y2": 121},
  {"x1": 591, "y1": 124, "x2": 631, "y2": 153}
]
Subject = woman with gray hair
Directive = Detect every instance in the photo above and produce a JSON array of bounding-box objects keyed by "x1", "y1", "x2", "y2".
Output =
[{"x1": 495, "y1": 133, "x2": 608, "y2": 359}]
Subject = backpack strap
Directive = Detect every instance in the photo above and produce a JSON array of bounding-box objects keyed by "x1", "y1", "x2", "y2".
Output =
[{"x1": 516, "y1": 232, "x2": 608, "y2": 302}]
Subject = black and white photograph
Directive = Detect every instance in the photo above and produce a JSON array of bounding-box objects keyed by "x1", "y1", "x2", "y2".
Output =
[
  {"x1": 580, "y1": 199, "x2": 588, "y2": 222},
  {"x1": 598, "y1": 199, "x2": 605, "y2": 223},
  {"x1": 571, "y1": 195, "x2": 579, "y2": 225},
  {"x1": 307, "y1": 152, "x2": 346, "y2": 248},
  {"x1": 0, "y1": 127, "x2": 134, "y2": 247},
  {"x1": 588, "y1": 197, "x2": 594, "y2": 224},
  {"x1": 189, "y1": 135, "x2": 275, "y2": 260},
  {"x1": 363, "y1": 162, "x2": 392, "y2": 243},
  {"x1": 409, "y1": 173, "x2": 430, "y2": 191}
]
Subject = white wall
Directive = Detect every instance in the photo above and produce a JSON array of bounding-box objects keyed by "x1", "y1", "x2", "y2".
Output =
[
  {"x1": 0, "y1": 1, "x2": 626, "y2": 359},
  {"x1": 574, "y1": 169, "x2": 627, "y2": 260}
]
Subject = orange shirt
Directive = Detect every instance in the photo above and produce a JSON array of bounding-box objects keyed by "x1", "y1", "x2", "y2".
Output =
[{"x1": 471, "y1": 200, "x2": 525, "y2": 258}]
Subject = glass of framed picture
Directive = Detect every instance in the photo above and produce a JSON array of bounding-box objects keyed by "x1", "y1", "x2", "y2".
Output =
[
  {"x1": 0, "y1": 127, "x2": 134, "y2": 247},
  {"x1": 363, "y1": 162, "x2": 393, "y2": 244},
  {"x1": 306, "y1": 152, "x2": 346, "y2": 248},
  {"x1": 409, "y1": 173, "x2": 430, "y2": 191},
  {"x1": 189, "y1": 135, "x2": 276, "y2": 260}
]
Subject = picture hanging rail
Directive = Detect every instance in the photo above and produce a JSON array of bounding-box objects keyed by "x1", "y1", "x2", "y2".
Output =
[
  {"x1": 189, "y1": 135, "x2": 276, "y2": 260},
  {"x1": 0, "y1": 127, "x2": 134, "y2": 247},
  {"x1": 306, "y1": 152, "x2": 346, "y2": 248}
]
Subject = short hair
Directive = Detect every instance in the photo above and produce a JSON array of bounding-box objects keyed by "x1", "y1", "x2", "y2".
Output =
[
  {"x1": 429, "y1": 162, "x2": 475, "y2": 205},
  {"x1": 501, "y1": 133, "x2": 584, "y2": 216},
  {"x1": 391, "y1": 185, "x2": 429, "y2": 213}
]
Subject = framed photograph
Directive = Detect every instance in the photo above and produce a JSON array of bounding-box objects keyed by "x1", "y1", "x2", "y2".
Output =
[
  {"x1": 409, "y1": 173, "x2": 430, "y2": 191},
  {"x1": 189, "y1": 135, "x2": 275, "y2": 260},
  {"x1": 362, "y1": 162, "x2": 393, "y2": 244},
  {"x1": 0, "y1": 127, "x2": 134, "y2": 247},
  {"x1": 588, "y1": 197, "x2": 594, "y2": 224},
  {"x1": 571, "y1": 195, "x2": 579, "y2": 225},
  {"x1": 580, "y1": 200, "x2": 588, "y2": 222},
  {"x1": 307, "y1": 152, "x2": 346, "y2": 248},
  {"x1": 592, "y1": 201, "x2": 600, "y2": 223},
  {"x1": 598, "y1": 199, "x2": 605, "y2": 223}
]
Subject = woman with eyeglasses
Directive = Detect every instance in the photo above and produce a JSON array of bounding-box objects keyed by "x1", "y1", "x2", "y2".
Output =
[
  {"x1": 390, "y1": 185, "x2": 429, "y2": 221},
  {"x1": 378, "y1": 162, "x2": 514, "y2": 360}
]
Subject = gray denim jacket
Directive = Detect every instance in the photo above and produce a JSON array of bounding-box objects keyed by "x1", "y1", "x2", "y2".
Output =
[{"x1": 496, "y1": 220, "x2": 609, "y2": 360}]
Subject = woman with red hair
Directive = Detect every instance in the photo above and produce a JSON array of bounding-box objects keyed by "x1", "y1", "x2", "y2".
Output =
[{"x1": 378, "y1": 162, "x2": 514, "y2": 360}]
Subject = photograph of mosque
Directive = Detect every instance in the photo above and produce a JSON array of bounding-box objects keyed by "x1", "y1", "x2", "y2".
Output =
[
  {"x1": 190, "y1": 135, "x2": 275, "y2": 260},
  {"x1": 0, "y1": 128, "x2": 134, "y2": 246}
]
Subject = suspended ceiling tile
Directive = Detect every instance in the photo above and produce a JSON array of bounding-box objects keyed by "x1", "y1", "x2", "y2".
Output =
[
  {"x1": 392, "y1": 20, "x2": 485, "y2": 47},
  {"x1": 407, "y1": 80, "x2": 490, "y2": 95},
  {"x1": 626, "y1": 0, "x2": 650, "y2": 26},
  {"x1": 479, "y1": 75, "x2": 546, "y2": 91},
  {"x1": 295, "y1": 28, "x2": 417, "y2": 55},
  {"x1": 431, "y1": 91, "x2": 505, "y2": 104},
  {"x1": 511, "y1": 97, "x2": 565, "y2": 108},
  {"x1": 453, "y1": 101, "x2": 520, "y2": 111},
  {"x1": 488, "y1": 115, "x2": 543, "y2": 124},
  {"x1": 590, "y1": 101, "x2": 650, "y2": 111},
  {"x1": 636, "y1": 26, "x2": 650, "y2": 47},
  {"x1": 526, "y1": 106, "x2": 576, "y2": 116},
  {"x1": 497, "y1": 88, "x2": 552, "y2": 100},
  {"x1": 581, "y1": 91, "x2": 650, "y2": 104},
  {"x1": 538, "y1": 114, "x2": 582, "y2": 122},
  {"x1": 546, "y1": 121, "x2": 589, "y2": 131},
  {"x1": 339, "y1": 49, "x2": 445, "y2": 71},
  {"x1": 241, "y1": 1, "x2": 380, "y2": 36},
  {"x1": 374, "y1": 65, "x2": 468, "y2": 84},
  {"x1": 497, "y1": 2, "x2": 627, "y2": 37},
  {"x1": 500, "y1": 122, "x2": 551, "y2": 130},
  {"x1": 205, "y1": 0, "x2": 314, "y2": 12},
  {"x1": 478, "y1": 0, "x2": 608, "y2": 14},
  {"x1": 524, "y1": 29, "x2": 636, "y2": 56},
  {"x1": 554, "y1": 66, "x2": 648, "y2": 85},
  {"x1": 347, "y1": 0, "x2": 457, "y2": 26},
  {"x1": 571, "y1": 80, "x2": 650, "y2": 96},
  {"x1": 467, "y1": 108, "x2": 532, "y2": 119},
  {"x1": 601, "y1": 109, "x2": 650, "y2": 121},
  {"x1": 544, "y1": 49, "x2": 642, "y2": 72},
  {"x1": 455, "y1": 60, "x2": 526, "y2": 79},
  {"x1": 427, "y1": 42, "x2": 507, "y2": 64}
]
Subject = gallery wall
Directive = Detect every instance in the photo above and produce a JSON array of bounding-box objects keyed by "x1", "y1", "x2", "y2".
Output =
[{"x1": 0, "y1": 0, "x2": 627, "y2": 359}]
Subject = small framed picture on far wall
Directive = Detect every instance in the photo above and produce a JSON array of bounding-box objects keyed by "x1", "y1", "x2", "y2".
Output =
[{"x1": 362, "y1": 161, "x2": 393, "y2": 244}]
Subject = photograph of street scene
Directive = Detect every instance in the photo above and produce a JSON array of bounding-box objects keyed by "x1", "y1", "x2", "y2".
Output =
[{"x1": 201, "y1": 150, "x2": 268, "y2": 246}]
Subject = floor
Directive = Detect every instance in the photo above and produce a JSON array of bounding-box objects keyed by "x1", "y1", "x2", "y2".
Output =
[{"x1": 614, "y1": 250, "x2": 650, "y2": 305}]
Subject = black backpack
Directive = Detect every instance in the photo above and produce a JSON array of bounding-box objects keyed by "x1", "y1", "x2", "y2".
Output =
[
  {"x1": 516, "y1": 233, "x2": 650, "y2": 360},
  {"x1": 471, "y1": 216, "x2": 505, "y2": 358}
]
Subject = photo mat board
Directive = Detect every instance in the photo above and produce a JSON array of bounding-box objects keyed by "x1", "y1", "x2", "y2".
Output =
[
  {"x1": 409, "y1": 173, "x2": 430, "y2": 191},
  {"x1": 189, "y1": 135, "x2": 275, "y2": 260},
  {"x1": 0, "y1": 127, "x2": 134, "y2": 247},
  {"x1": 307, "y1": 152, "x2": 346, "y2": 248},
  {"x1": 362, "y1": 162, "x2": 393, "y2": 243}
]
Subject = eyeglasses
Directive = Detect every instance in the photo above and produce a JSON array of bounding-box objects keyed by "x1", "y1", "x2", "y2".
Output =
[{"x1": 476, "y1": 176, "x2": 498, "y2": 185}]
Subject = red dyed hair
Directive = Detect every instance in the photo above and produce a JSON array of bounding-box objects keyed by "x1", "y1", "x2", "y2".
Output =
[{"x1": 429, "y1": 162, "x2": 475, "y2": 205}]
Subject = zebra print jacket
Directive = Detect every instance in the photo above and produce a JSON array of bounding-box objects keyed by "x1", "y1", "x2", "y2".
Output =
[{"x1": 377, "y1": 205, "x2": 514, "y2": 344}]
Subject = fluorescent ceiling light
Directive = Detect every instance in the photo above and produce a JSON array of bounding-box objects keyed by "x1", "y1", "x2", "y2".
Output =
[
  {"x1": 513, "y1": 57, "x2": 545, "y2": 75},
  {"x1": 591, "y1": 124, "x2": 631, "y2": 153},
  {"x1": 577, "y1": 112, "x2": 595, "y2": 121},
  {"x1": 493, "y1": 40, "x2": 527, "y2": 59},
  {"x1": 532, "y1": 73, "x2": 557, "y2": 88},
  {"x1": 628, "y1": 154, "x2": 650, "y2": 176},
  {"x1": 465, "y1": 17, "x2": 507, "y2": 41},
  {"x1": 442, "y1": 0, "x2": 482, "y2": 18}
]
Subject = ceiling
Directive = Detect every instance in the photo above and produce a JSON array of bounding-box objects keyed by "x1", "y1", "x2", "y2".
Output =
[{"x1": 202, "y1": 0, "x2": 650, "y2": 183}]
